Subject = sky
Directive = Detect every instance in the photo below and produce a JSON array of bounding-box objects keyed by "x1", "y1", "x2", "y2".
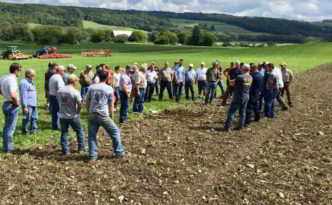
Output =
[{"x1": 1, "y1": 0, "x2": 331, "y2": 21}]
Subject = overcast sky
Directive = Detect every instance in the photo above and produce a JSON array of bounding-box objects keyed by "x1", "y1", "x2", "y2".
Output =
[{"x1": 1, "y1": 0, "x2": 331, "y2": 21}]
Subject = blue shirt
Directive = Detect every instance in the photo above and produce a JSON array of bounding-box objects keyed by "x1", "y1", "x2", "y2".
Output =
[
  {"x1": 250, "y1": 72, "x2": 263, "y2": 96},
  {"x1": 234, "y1": 74, "x2": 252, "y2": 101},
  {"x1": 259, "y1": 68, "x2": 265, "y2": 78},
  {"x1": 19, "y1": 78, "x2": 37, "y2": 107},
  {"x1": 175, "y1": 66, "x2": 185, "y2": 83},
  {"x1": 185, "y1": 69, "x2": 196, "y2": 82},
  {"x1": 229, "y1": 68, "x2": 242, "y2": 81}
]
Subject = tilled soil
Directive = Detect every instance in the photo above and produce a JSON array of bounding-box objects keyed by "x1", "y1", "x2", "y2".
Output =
[{"x1": 1, "y1": 64, "x2": 331, "y2": 205}]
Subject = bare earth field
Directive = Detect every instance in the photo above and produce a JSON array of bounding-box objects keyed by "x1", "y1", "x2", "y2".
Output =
[{"x1": 0, "y1": 64, "x2": 331, "y2": 205}]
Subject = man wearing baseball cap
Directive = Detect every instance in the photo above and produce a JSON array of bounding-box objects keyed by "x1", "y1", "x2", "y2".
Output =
[
  {"x1": 205, "y1": 61, "x2": 221, "y2": 104},
  {"x1": 63, "y1": 64, "x2": 77, "y2": 85},
  {"x1": 280, "y1": 62, "x2": 294, "y2": 106},
  {"x1": 185, "y1": 63, "x2": 196, "y2": 101},
  {"x1": 79, "y1": 64, "x2": 94, "y2": 101},
  {"x1": 224, "y1": 63, "x2": 252, "y2": 131},
  {"x1": 57, "y1": 74, "x2": 84, "y2": 155},
  {"x1": 119, "y1": 65, "x2": 133, "y2": 123},
  {"x1": 196, "y1": 62, "x2": 208, "y2": 98}
]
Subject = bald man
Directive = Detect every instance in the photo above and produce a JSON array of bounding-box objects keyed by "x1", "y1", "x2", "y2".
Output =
[{"x1": 20, "y1": 69, "x2": 37, "y2": 135}]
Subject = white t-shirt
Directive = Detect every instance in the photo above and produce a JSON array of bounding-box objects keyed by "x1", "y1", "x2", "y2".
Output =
[
  {"x1": 57, "y1": 86, "x2": 82, "y2": 119},
  {"x1": 1, "y1": 74, "x2": 18, "y2": 102},
  {"x1": 146, "y1": 70, "x2": 157, "y2": 83},
  {"x1": 196, "y1": 67, "x2": 208, "y2": 81},
  {"x1": 49, "y1": 74, "x2": 65, "y2": 96},
  {"x1": 93, "y1": 76, "x2": 100, "y2": 84},
  {"x1": 113, "y1": 73, "x2": 120, "y2": 88},
  {"x1": 86, "y1": 83, "x2": 113, "y2": 117},
  {"x1": 272, "y1": 67, "x2": 284, "y2": 89}
]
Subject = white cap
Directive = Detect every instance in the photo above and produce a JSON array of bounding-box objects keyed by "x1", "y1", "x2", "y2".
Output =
[
  {"x1": 189, "y1": 64, "x2": 194, "y2": 67},
  {"x1": 201, "y1": 62, "x2": 205, "y2": 65}
]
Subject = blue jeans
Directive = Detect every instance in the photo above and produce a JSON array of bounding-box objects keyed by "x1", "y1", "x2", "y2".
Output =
[
  {"x1": 49, "y1": 95, "x2": 60, "y2": 130},
  {"x1": 215, "y1": 80, "x2": 225, "y2": 98},
  {"x1": 205, "y1": 82, "x2": 217, "y2": 104},
  {"x1": 120, "y1": 90, "x2": 129, "y2": 123},
  {"x1": 80, "y1": 85, "x2": 90, "y2": 101},
  {"x1": 185, "y1": 81, "x2": 195, "y2": 100},
  {"x1": 60, "y1": 117, "x2": 85, "y2": 154},
  {"x1": 175, "y1": 82, "x2": 184, "y2": 102},
  {"x1": 159, "y1": 81, "x2": 173, "y2": 100},
  {"x1": 245, "y1": 93, "x2": 261, "y2": 125},
  {"x1": 264, "y1": 90, "x2": 278, "y2": 118},
  {"x1": 259, "y1": 89, "x2": 266, "y2": 111},
  {"x1": 22, "y1": 106, "x2": 38, "y2": 134},
  {"x1": 133, "y1": 88, "x2": 145, "y2": 113},
  {"x1": 88, "y1": 113, "x2": 124, "y2": 159},
  {"x1": 3, "y1": 102, "x2": 20, "y2": 152},
  {"x1": 224, "y1": 99, "x2": 249, "y2": 129}
]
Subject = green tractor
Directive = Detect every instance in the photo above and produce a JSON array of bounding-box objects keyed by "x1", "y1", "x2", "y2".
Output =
[{"x1": 1, "y1": 46, "x2": 32, "y2": 60}]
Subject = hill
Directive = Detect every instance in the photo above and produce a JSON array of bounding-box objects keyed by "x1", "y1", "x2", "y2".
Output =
[{"x1": 1, "y1": 2, "x2": 332, "y2": 39}]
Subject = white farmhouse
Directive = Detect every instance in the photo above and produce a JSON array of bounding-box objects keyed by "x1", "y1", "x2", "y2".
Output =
[{"x1": 113, "y1": 30, "x2": 133, "y2": 37}]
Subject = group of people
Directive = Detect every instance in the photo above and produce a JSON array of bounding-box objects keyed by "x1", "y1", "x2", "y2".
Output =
[{"x1": 0, "y1": 59, "x2": 294, "y2": 160}]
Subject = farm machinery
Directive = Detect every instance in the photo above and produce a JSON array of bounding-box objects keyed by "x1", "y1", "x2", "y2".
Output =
[
  {"x1": 35, "y1": 46, "x2": 71, "y2": 59},
  {"x1": 81, "y1": 49, "x2": 112, "y2": 57},
  {"x1": 1, "y1": 46, "x2": 32, "y2": 60}
]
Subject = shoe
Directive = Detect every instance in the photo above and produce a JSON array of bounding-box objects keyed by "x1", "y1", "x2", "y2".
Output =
[
  {"x1": 112, "y1": 151, "x2": 131, "y2": 158},
  {"x1": 5, "y1": 148, "x2": 21, "y2": 154},
  {"x1": 223, "y1": 127, "x2": 231, "y2": 132},
  {"x1": 282, "y1": 107, "x2": 288, "y2": 111},
  {"x1": 234, "y1": 126, "x2": 244, "y2": 131}
]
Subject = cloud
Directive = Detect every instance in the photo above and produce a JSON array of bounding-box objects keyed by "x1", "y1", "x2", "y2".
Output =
[{"x1": 0, "y1": 0, "x2": 331, "y2": 21}]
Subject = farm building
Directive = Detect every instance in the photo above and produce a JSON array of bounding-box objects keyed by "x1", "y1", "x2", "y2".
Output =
[{"x1": 113, "y1": 30, "x2": 133, "y2": 37}]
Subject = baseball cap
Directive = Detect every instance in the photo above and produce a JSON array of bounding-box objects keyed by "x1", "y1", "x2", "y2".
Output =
[
  {"x1": 140, "y1": 63, "x2": 148, "y2": 70},
  {"x1": 86, "y1": 64, "x2": 92, "y2": 69},
  {"x1": 280, "y1": 62, "x2": 287, "y2": 67},
  {"x1": 242, "y1": 64, "x2": 250, "y2": 69},
  {"x1": 68, "y1": 74, "x2": 79, "y2": 83},
  {"x1": 189, "y1": 63, "x2": 194, "y2": 67},
  {"x1": 201, "y1": 62, "x2": 205, "y2": 66},
  {"x1": 125, "y1": 65, "x2": 133, "y2": 72},
  {"x1": 67, "y1": 64, "x2": 77, "y2": 70}
]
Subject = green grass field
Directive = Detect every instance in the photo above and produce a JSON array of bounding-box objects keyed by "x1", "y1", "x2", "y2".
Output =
[{"x1": 0, "y1": 41, "x2": 331, "y2": 151}]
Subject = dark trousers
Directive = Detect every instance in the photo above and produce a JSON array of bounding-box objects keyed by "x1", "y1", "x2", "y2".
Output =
[
  {"x1": 114, "y1": 87, "x2": 120, "y2": 108},
  {"x1": 50, "y1": 95, "x2": 60, "y2": 130},
  {"x1": 259, "y1": 89, "x2": 266, "y2": 112},
  {"x1": 215, "y1": 80, "x2": 225, "y2": 98},
  {"x1": 172, "y1": 80, "x2": 177, "y2": 97},
  {"x1": 145, "y1": 82, "x2": 155, "y2": 102},
  {"x1": 276, "y1": 88, "x2": 288, "y2": 109},
  {"x1": 264, "y1": 90, "x2": 278, "y2": 118},
  {"x1": 185, "y1": 81, "x2": 195, "y2": 100},
  {"x1": 119, "y1": 91, "x2": 129, "y2": 123},
  {"x1": 222, "y1": 86, "x2": 235, "y2": 105},
  {"x1": 245, "y1": 93, "x2": 261, "y2": 125},
  {"x1": 159, "y1": 81, "x2": 173, "y2": 100},
  {"x1": 224, "y1": 99, "x2": 249, "y2": 129},
  {"x1": 197, "y1": 80, "x2": 207, "y2": 96},
  {"x1": 133, "y1": 88, "x2": 145, "y2": 113},
  {"x1": 154, "y1": 82, "x2": 159, "y2": 95},
  {"x1": 280, "y1": 82, "x2": 292, "y2": 105},
  {"x1": 175, "y1": 82, "x2": 184, "y2": 102}
]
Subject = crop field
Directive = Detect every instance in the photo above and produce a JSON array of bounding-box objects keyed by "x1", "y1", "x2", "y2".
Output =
[{"x1": 0, "y1": 41, "x2": 331, "y2": 204}]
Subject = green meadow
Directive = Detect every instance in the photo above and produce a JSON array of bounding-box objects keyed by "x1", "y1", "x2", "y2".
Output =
[{"x1": 0, "y1": 41, "x2": 331, "y2": 150}]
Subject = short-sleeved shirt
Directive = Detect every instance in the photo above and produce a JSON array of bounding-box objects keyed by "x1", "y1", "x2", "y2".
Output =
[
  {"x1": 206, "y1": 68, "x2": 220, "y2": 83},
  {"x1": 185, "y1": 69, "x2": 196, "y2": 82},
  {"x1": 196, "y1": 68, "x2": 208, "y2": 81},
  {"x1": 1, "y1": 74, "x2": 18, "y2": 103},
  {"x1": 130, "y1": 71, "x2": 140, "y2": 87},
  {"x1": 62, "y1": 72, "x2": 70, "y2": 85},
  {"x1": 79, "y1": 70, "x2": 94, "y2": 87},
  {"x1": 273, "y1": 67, "x2": 284, "y2": 88},
  {"x1": 281, "y1": 69, "x2": 294, "y2": 83},
  {"x1": 137, "y1": 71, "x2": 147, "y2": 89},
  {"x1": 86, "y1": 83, "x2": 113, "y2": 117},
  {"x1": 49, "y1": 74, "x2": 65, "y2": 96},
  {"x1": 20, "y1": 78, "x2": 37, "y2": 107},
  {"x1": 250, "y1": 72, "x2": 263, "y2": 96},
  {"x1": 113, "y1": 73, "x2": 120, "y2": 88},
  {"x1": 160, "y1": 68, "x2": 172, "y2": 82},
  {"x1": 266, "y1": 72, "x2": 279, "y2": 91},
  {"x1": 119, "y1": 72, "x2": 132, "y2": 92},
  {"x1": 175, "y1": 66, "x2": 185, "y2": 83},
  {"x1": 146, "y1": 70, "x2": 157, "y2": 83},
  {"x1": 57, "y1": 86, "x2": 82, "y2": 119},
  {"x1": 234, "y1": 74, "x2": 253, "y2": 101},
  {"x1": 45, "y1": 70, "x2": 55, "y2": 90}
]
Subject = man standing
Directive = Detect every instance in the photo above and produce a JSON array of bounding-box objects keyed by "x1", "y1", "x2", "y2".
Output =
[
  {"x1": 185, "y1": 63, "x2": 196, "y2": 101},
  {"x1": 86, "y1": 70, "x2": 124, "y2": 160},
  {"x1": 145, "y1": 65, "x2": 158, "y2": 102},
  {"x1": 57, "y1": 74, "x2": 84, "y2": 155},
  {"x1": 49, "y1": 65, "x2": 65, "y2": 130},
  {"x1": 205, "y1": 61, "x2": 220, "y2": 104},
  {"x1": 221, "y1": 61, "x2": 242, "y2": 106},
  {"x1": 79, "y1": 64, "x2": 94, "y2": 101},
  {"x1": 1, "y1": 63, "x2": 21, "y2": 153},
  {"x1": 171, "y1": 61, "x2": 179, "y2": 97},
  {"x1": 245, "y1": 65, "x2": 263, "y2": 126},
  {"x1": 280, "y1": 62, "x2": 294, "y2": 107},
  {"x1": 63, "y1": 64, "x2": 77, "y2": 85},
  {"x1": 20, "y1": 69, "x2": 37, "y2": 135},
  {"x1": 224, "y1": 64, "x2": 252, "y2": 131},
  {"x1": 159, "y1": 62, "x2": 173, "y2": 101},
  {"x1": 264, "y1": 63, "x2": 280, "y2": 118},
  {"x1": 259, "y1": 61, "x2": 269, "y2": 111},
  {"x1": 175, "y1": 59, "x2": 185, "y2": 102},
  {"x1": 274, "y1": 65, "x2": 289, "y2": 111},
  {"x1": 112, "y1": 66, "x2": 121, "y2": 109},
  {"x1": 196, "y1": 62, "x2": 208, "y2": 98},
  {"x1": 119, "y1": 66, "x2": 132, "y2": 123},
  {"x1": 44, "y1": 63, "x2": 57, "y2": 111},
  {"x1": 133, "y1": 64, "x2": 147, "y2": 113},
  {"x1": 216, "y1": 62, "x2": 225, "y2": 98}
]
